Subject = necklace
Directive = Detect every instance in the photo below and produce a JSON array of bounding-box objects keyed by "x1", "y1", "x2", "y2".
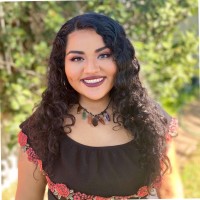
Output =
[{"x1": 77, "y1": 100, "x2": 111, "y2": 127}]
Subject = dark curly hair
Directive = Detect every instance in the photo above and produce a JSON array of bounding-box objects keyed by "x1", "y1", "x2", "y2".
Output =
[{"x1": 20, "y1": 12, "x2": 171, "y2": 188}]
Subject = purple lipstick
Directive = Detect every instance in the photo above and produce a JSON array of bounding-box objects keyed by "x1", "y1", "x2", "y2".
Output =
[{"x1": 81, "y1": 76, "x2": 106, "y2": 87}]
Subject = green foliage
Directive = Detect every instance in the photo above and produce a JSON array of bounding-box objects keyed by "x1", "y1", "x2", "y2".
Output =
[
  {"x1": 136, "y1": 30, "x2": 198, "y2": 114},
  {"x1": 85, "y1": 0, "x2": 198, "y2": 114},
  {"x1": 181, "y1": 144, "x2": 200, "y2": 198},
  {"x1": 0, "y1": 1, "x2": 198, "y2": 148},
  {"x1": 0, "y1": 2, "x2": 83, "y2": 148}
]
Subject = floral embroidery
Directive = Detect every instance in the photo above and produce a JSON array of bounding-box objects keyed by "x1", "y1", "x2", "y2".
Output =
[
  {"x1": 37, "y1": 159, "x2": 43, "y2": 172},
  {"x1": 73, "y1": 195, "x2": 81, "y2": 200},
  {"x1": 165, "y1": 118, "x2": 178, "y2": 142},
  {"x1": 26, "y1": 147, "x2": 39, "y2": 164},
  {"x1": 45, "y1": 174, "x2": 147, "y2": 200},
  {"x1": 137, "y1": 186, "x2": 148, "y2": 197},
  {"x1": 46, "y1": 176, "x2": 55, "y2": 191},
  {"x1": 54, "y1": 183, "x2": 71, "y2": 198},
  {"x1": 18, "y1": 130, "x2": 161, "y2": 199},
  {"x1": 95, "y1": 197, "x2": 108, "y2": 200},
  {"x1": 152, "y1": 176, "x2": 162, "y2": 189},
  {"x1": 73, "y1": 192, "x2": 93, "y2": 200},
  {"x1": 18, "y1": 131, "x2": 27, "y2": 146}
]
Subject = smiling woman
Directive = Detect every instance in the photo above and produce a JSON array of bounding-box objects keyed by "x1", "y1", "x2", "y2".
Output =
[
  {"x1": 15, "y1": 12, "x2": 180, "y2": 200},
  {"x1": 65, "y1": 29, "x2": 117, "y2": 102}
]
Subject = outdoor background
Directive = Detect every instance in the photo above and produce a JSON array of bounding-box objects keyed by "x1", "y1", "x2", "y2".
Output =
[{"x1": 0, "y1": 1, "x2": 199, "y2": 199}]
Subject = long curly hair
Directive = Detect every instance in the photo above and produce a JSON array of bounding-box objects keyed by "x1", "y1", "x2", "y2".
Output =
[{"x1": 20, "y1": 12, "x2": 171, "y2": 187}]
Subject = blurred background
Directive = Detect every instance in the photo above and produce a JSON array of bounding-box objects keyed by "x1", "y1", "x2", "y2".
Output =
[{"x1": 0, "y1": 0, "x2": 199, "y2": 199}]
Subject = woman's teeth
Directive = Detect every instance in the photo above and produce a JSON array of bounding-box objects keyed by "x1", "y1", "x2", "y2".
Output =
[{"x1": 84, "y1": 78, "x2": 103, "y2": 84}]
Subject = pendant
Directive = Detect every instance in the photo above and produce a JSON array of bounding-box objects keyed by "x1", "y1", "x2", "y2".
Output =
[
  {"x1": 103, "y1": 112, "x2": 110, "y2": 122},
  {"x1": 77, "y1": 100, "x2": 112, "y2": 127},
  {"x1": 82, "y1": 110, "x2": 87, "y2": 120},
  {"x1": 103, "y1": 116, "x2": 109, "y2": 124},
  {"x1": 99, "y1": 117, "x2": 105, "y2": 125},
  {"x1": 88, "y1": 114, "x2": 92, "y2": 124},
  {"x1": 77, "y1": 105, "x2": 82, "y2": 114},
  {"x1": 92, "y1": 116, "x2": 98, "y2": 126}
]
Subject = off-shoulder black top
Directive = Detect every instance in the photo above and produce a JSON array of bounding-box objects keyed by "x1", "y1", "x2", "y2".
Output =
[{"x1": 18, "y1": 118, "x2": 177, "y2": 200}]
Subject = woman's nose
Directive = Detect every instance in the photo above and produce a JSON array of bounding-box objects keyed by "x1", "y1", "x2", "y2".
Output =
[{"x1": 83, "y1": 59, "x2": 100, "y2": 74}]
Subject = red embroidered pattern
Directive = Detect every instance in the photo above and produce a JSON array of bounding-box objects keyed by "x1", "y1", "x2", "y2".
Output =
[
  {"x1": 18, "y1": 131, "x2": 149, "y2": 199},
  {"x1": 18, "y1": 131, "x2": 27, "y2": 146},
  {"x1": 18, "y1": 119, "x2": 178, "y2": 200},
  {"x1": 46, "y1": 176, "x2": 70, "y2": 198},
  {"x1": 26, "y1": 147, "x2": 39, "y2": 164},
  {"x1": 137, "y1": 186, "x2": 148, "y2": 197}
]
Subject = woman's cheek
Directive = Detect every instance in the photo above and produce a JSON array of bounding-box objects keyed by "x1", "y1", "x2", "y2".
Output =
[
  {"x1": 65, "y1": 64, "x2": 81, "y2": 79},
  {"x1": 107, "y1": 61, "x2": 117, "y2": 75}
]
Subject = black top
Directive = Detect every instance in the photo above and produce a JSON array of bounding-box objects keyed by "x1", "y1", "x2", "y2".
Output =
[
  {"x1": 48, "y1": 134, "x2": 148, "y2": 199},
  {"x1": 19, "y1": 104, "x2": 175, "y2": 199}
]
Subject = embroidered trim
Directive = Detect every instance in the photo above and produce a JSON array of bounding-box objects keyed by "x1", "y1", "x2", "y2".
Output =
[
  {"x1": 165, "y1": 118, "x2": 178, "y2": 142},
  {"x1": 18, "y1": 130, "x2": 169, "y2": 199}
]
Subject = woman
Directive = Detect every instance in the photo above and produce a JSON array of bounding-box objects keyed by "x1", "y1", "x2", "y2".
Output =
[{"x1": 15, "y1": 13, "x2": 180, "y2": 200}]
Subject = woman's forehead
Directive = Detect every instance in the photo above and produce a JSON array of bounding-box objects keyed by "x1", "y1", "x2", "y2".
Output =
[{"x1": 66, "y1": 29, "x2": 106, "y2": 51}]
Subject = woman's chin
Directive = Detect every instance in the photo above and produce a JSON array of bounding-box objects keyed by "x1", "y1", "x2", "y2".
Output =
[{"x1": 79, "y1": 93, "x2": 110, "y2": 102}]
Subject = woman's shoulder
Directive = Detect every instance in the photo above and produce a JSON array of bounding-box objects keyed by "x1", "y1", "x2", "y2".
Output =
[
  {"x1": 154, "y1": 101, "x2": 178, "y2": 140},
  {"x1": 18, "y1": 130, "x2": 41, "y2": 166}
]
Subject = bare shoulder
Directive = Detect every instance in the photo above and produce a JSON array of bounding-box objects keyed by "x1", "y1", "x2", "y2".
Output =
[{"x1": 15, "y1": 148, "x2": 47, "y2": 200}]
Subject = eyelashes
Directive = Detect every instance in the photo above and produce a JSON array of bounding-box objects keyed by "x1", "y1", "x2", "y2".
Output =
[
  {"x1": 69, "y1": 53, "x2": 112, "y2": 62},
  {"x1": 70, "y1": 57, "x2": 83, "y2": 62},
  {"x1": 98, "y1": 53, "x2": 111, "y2": 59}
]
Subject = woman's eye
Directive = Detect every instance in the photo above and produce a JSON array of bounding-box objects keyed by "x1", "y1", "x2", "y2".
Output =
[
  {"x1": 70, "y1": 57, "x2": 84, "y2": 62},
  {"x1": 98, "y1": 53, "x2": 111, "y2": 59}
]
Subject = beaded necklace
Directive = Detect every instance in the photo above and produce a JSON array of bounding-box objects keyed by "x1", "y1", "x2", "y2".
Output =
[{"x1": 77, "y1": 100, "x2": 111, "y2": 127}]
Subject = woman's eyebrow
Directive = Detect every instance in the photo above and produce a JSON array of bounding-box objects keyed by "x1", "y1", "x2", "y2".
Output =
[
  {"x1": 66, "y1": 46, "x2": 108, "y2": 56},
  {"x1": 66, "y1": 50, "x2": 84, "y2": 55},
  {"x1": 95, "y1": 46, "x2": 108, "y2": 53}
]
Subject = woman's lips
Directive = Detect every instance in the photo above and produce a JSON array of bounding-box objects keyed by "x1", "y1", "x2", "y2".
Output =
[{"x1": 81, "y1": 76, "x2": 106, "y2": 87}]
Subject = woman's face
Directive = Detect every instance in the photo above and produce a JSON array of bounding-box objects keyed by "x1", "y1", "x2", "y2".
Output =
[{"x1": 65, "y1": 29, "x2": 117, "y2": 102}]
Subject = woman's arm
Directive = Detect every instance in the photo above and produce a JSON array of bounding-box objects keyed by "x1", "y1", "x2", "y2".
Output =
[
  {"x1": 157, "y1": 141, "x2": 184, "y2": 198},
  {"x1": 15, "y1": 148, "x2": 47, "y2": 200}
]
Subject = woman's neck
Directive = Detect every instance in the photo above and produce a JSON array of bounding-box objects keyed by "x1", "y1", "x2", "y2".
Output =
[{"x1": 79, "y1": 95, "x2": 111, "y2": 115}]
